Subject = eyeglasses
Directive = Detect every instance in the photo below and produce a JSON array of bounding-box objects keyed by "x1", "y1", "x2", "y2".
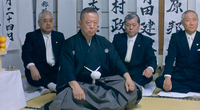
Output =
[{"x1": 41, "y1": 19, "x2": 54, "y2": 23}]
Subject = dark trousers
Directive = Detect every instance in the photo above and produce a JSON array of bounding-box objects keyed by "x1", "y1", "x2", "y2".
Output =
[
  {"x1": 131, "y1": 75, "x2": 153, "y2": 86},
  {"x1": 156, "y1": 76, "x2": 200, "y2": 93},
  {"x1": 25, "y1": 69, "x2": 57, "y2": 88}
]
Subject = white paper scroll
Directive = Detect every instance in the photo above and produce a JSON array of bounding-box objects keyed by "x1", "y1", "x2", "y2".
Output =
[
  {"x1": 163, "y1": 0, "x2": 187, "y2": 65},
  {"x1": 2, "y1": 0, "x2": 20, "y2": 50},
  {"x1": 109, "y1": 0, "x2": 128, "y2": 42},
  {"x1": 137, "y1": 0, "x2": 159, "y2": 61},
  {"x1": 36, "y1": 0, "x2": 53, "y2": 29}
]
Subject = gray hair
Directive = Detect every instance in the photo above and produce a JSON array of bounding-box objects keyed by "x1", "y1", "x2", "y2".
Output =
[
  {"x1": 38, "y1": 10, "x2": 53, "y2": 21},
  {"x1": 80, "y1": 7, "x2": 98, "y2": 21},
  {"x1": 181, "y1": 10, "x2": 198, "y2": 20},
  {"x1": 124, "y1": 13, "x2": 140, "y2": 24}
]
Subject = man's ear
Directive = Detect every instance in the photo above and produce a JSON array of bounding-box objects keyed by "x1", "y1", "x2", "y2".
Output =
[
  {"x1": 78, "y1": 20, "x2": 81, "y2": 27},
  {"x1": 139, "y1": 24, "x2": 141, "y2": 30},
  {"x1": 181, "y1": 20, "x2": 183, "y2": 25},
  {"x1": 38, "y1": 20, "x2": 41, "y2": 27}
]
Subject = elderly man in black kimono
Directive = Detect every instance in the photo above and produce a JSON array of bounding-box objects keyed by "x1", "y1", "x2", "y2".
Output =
[{"x1": 49, "y1": 7, "x2": 142, "y2": 110}]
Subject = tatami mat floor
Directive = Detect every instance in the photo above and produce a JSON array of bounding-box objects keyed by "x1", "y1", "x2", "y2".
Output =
[
  {"x1": 20, "y1": 88, "x2": 200, "y2": 110},
  {"x1": 20, "y1": 93, "x2": 55, "y2": 110}
]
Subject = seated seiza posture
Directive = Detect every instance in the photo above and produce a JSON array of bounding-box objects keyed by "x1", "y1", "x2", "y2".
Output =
[
  {"x1": 156, "y1": 10, "x2": 200, "y2": 93},
  {"x1": 22, "y1": 10, "x2": 65, "y2": 94},
  {"x1": 113, "y1": 13, "x2": 157, "y2": 87},
  {"x1": 49, "y1": 7, "x2": 142, "y2": 110}
]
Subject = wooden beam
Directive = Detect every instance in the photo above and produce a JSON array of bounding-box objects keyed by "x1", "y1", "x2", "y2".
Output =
[{"x1": 159, "y1": 0, "x2": 165, "y2": 55}]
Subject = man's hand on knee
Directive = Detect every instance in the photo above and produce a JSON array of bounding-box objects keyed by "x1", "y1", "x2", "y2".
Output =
[
  {"x1": 163, "y1": 76, "x2": 172, "y2": 91},
  {"x1": 69, "y1": 81, "x2": 86, "y2": 100},
  {"x1": 123, "y1": 72, "x2": 135, "y2": 92},
  {"x1": 30, "y1": 65, "x2": 41, "y2": 81},
  {"x1": 125, "y1": 78, "x2": 135, "y2": 92}
]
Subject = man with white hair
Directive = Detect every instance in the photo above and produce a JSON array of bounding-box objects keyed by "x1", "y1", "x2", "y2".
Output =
[{"x1": 156, "y1": 10, "x2": 200, "y2": 93}]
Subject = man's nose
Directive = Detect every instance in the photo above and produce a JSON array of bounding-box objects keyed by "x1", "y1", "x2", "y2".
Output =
[
  {"x1": 130, "y1": 25, "x2": 134, "y2": 29},
  {"x1": 89, "y1": 23, "x2": 95, "y2": 28}
]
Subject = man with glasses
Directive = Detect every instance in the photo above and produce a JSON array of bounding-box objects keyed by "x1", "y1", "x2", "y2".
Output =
[
  {"x1": 113, "y1": 13, "x2": 157, "y2": 87},
  {"x1": 22, "y1": 10, "x2": 65, "y2": 95}
]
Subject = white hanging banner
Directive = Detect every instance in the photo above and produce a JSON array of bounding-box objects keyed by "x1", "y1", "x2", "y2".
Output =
[
  {"x1": 36, "y1": 0, "x2": 53, "y2": 29},
  {"x1": 109, "y1": 0, "x2": 128, "y2": 42},
  {"x1": 0, "y1": 0, "x2": 3, "y2": 36},
  {"x1": 137, "y1": 0, "x2": 159, "y2": 62},
  {"x1": 196, "y1": 0, "x2": 200, "y2": 31},
  {"x1": 18, "y1": 0, "x2": 34, "y2": 45},
  {"x1": 163, "y1": 0, "x2": 187, "y2": 65},
  {"x1": 58, "y1": 0, "x2": 77, "y2": 39},
  {"x1": 83, "y1": 0, "x2": 102, "y2": 35},
  {"x1": 3, "y1": 0, "x2": 20, "y2": 50}
]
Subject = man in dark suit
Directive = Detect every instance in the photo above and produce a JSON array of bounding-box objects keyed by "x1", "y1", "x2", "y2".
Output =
[
  {"x1": 156, "y1": 10, "x2": 200, "y2": 93},
  {"x1": 22, "y1": 10, "x2": 65, "y2": 94},
  {"x1": 113, "y1": 13, "x2": 157, "y2": 86}
]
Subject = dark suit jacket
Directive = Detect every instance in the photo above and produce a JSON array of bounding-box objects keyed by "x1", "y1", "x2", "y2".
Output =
[
  {"x1": 113, "y1": 33, "x2": 157, "y2": 85},
  {"x1": 163, "y1": 30, "x2": 200, "y2": 80},
  {"x1": 22, "y1": 29, "x2": 65, "y2": 82}
]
